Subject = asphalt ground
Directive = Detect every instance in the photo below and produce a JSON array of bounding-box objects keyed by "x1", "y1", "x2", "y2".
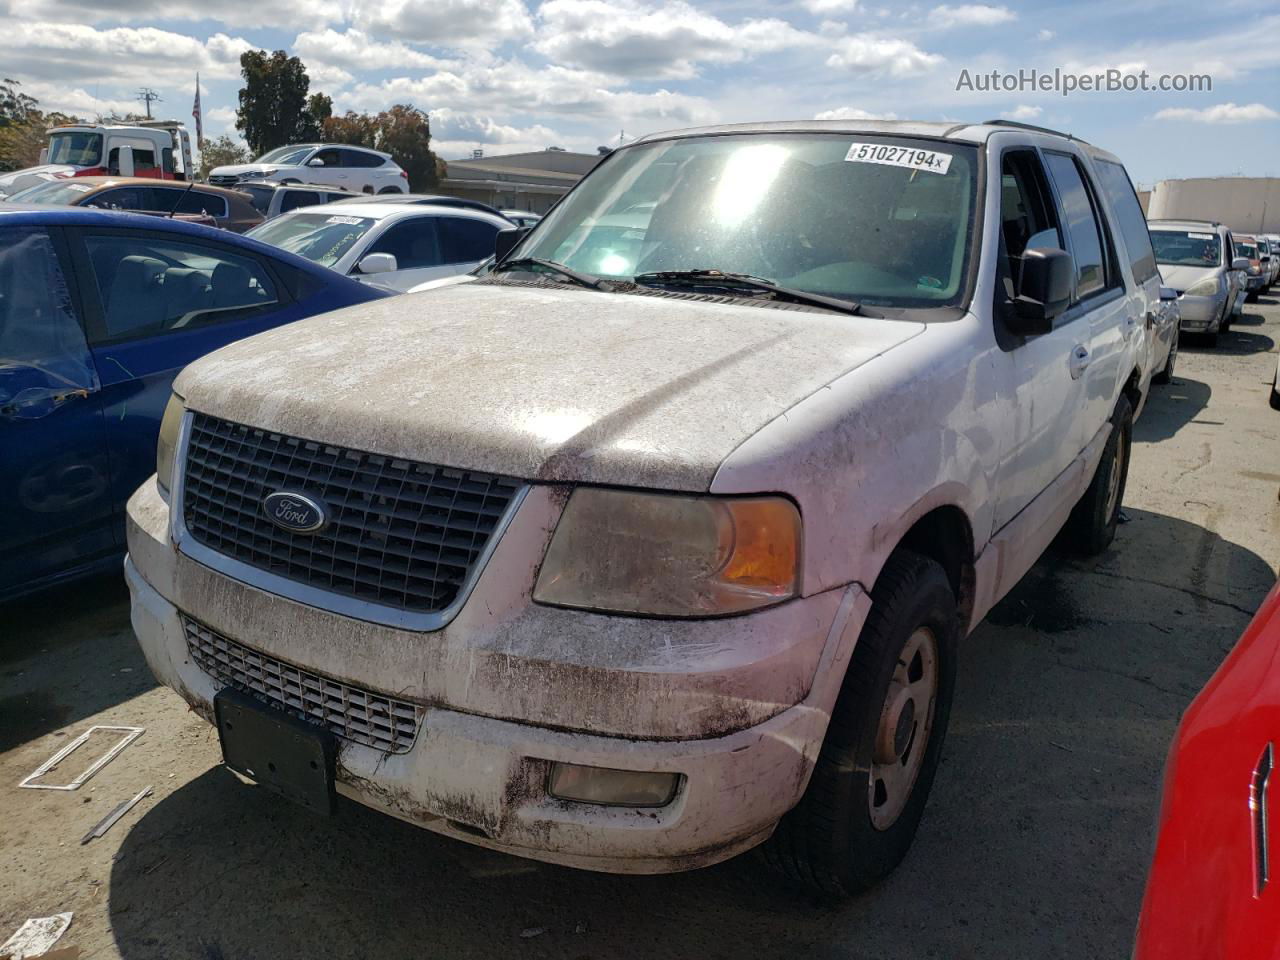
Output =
[{"x1": 3, "y1": 296, "x2": 1278, "y2": 960}]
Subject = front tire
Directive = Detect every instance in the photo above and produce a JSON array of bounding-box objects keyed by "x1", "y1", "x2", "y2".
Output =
[
  {"x1": 377, "y1": 186, "x2": 402, "y2": 194},
  {"x1": 1066, "y1": 393, "x2": 1133, "y2": 555},
  {"x1": 1270, "y1": 366, "x2": 1280, "y2": 411},
  {"x1": 761, "y1": 550, "x2": 958, "y2": 897}
]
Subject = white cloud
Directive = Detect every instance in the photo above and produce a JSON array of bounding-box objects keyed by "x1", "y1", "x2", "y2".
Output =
[
  {"x1": 801, "y1": 0, "x2": 858, "y2": 12},
  {"x1": 0, "y1": 23, "x2": 250, "y2": 88},
  {"x1": 929, "y1": 4, "x2": 1016, "y2": 28},
  {"x1": 825, "y1": 34, "x2": 942, "y2": 75},
  {"x1": 351, "y1": 0, "x2": 533, "y2": 46},
  {"x1": 1007, "y1": 104, "x2": 1042, "y2": 120},
  {"x1": 293, "y1": 29, "x2": 459, "y2": 72},
  {"x1": 1153, "y1": 102, "x2": 1279, "y2": 124},
  {"x1": 814, "y1": 105, "x2": 898, "y2": 120},
  {"x1": 5, "y1": 0, "x2": 343, "y2": 28},
  {"x1": 534, "y1": 0, "x2": 818, "y2": 80},
  {"x1": 1036, "y1": 28, "x2": 1054, "y2": 40}
]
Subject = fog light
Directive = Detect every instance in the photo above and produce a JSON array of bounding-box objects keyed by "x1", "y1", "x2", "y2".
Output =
[{"x1": 547, "y1": 763, "x2": 679, "y2": 807}]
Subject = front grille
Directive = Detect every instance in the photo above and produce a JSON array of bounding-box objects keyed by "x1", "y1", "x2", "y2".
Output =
[
  {"x1": 182, "y1": 413, "x2": 522, "y2": 616},
  {"x1": 184, "y1": 617, "x2": 422, "y2": 753},
  {"x1": 207, "y1": 175, "x2": 240, "y2": 187}
]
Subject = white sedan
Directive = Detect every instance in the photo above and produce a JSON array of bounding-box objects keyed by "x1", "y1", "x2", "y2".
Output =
[{"x1": 245, "y1": 203, "x2": 509, "y2": 293}]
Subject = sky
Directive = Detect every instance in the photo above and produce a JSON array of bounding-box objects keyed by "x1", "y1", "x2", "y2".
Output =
[{"x1": 1, "y1": 0, "x2": 1277, "y2": 185}]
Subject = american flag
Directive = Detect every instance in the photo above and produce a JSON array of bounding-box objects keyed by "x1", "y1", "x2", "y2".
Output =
[{"x1": 192, "y1": 74, "x2": 203, "y2": 149}]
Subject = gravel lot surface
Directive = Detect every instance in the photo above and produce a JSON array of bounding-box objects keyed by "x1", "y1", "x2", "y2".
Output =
[{"x1": 3, "y1": 298, "x2": 1278, "y2": 960}]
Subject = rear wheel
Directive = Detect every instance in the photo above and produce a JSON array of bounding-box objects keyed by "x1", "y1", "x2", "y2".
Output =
[
  {"x1": 1066, "y1": 393, "x2": 1133, "y2": 555},
  {"x1": 377, "y1": 186, "x2": 402, "y2": 194},
  {"x1": 761, "y1": 550, "x2": 958, "y2": 897},
  {"x1": 1270, "y1": 366, "x2": 1280, "y2": 411}
]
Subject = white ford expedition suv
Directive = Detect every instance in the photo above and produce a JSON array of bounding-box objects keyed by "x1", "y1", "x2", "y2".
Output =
[{"x1": 126, "y1": 120, "x2": 1159, "y2": 895}]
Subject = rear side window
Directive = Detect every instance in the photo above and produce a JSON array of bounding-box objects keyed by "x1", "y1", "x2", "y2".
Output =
[
  {"x1": 343, "y1": 150, "x2": 385, "y2": 168},
  {"x1": 177, "y1": 191, "x2": 230, "y2": 218},
  {"x1": 1093, "y1": 159, "x2": 1157, "y2": 285},
  {"x1": 1044, "y1": 152, "x2": 1112, "y2": 301},
  {"x1": 281, "y1": 190, "x2": 320, "y2": 213},
  {"x1": 84, "y1": 234, "x2": 278, "y2": 343},
  {"x1": 364, "y1": 218, "x2": 441, "y2": 269},
  {"x1": 438, "y1": 217, "x2": 500, "y2": 264}
]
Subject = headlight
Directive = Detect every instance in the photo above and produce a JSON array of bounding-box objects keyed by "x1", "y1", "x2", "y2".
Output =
[
  {"x1": 1184, "y1": 276, "x2": 1221, "y2": 297},
  {"x1": 533, "y1": 488, "x2": 801, "y2": 617},
  {"x1": 156, "y1": 392, "x2": 185, "y2": 499}
]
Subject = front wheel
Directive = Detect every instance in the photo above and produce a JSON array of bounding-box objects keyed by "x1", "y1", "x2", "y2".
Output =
[
  {"x1": 761, "y1": 549, "x2": 958, "y2": 897},
  {"x1": 1270, "y1": 366, "x2": 1280, "y2": 411},
  {"x1": 1066, "y1": 393, "x2": 1133, "y2": 555}
]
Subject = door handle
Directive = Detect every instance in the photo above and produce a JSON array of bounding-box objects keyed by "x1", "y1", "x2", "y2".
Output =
[
  {"x1": 1123, "y1": 314, "x2": 1139, "y2": 340},
  {"x1": 1068, "y1": 344, "x2": 1090, "y2": 380}
]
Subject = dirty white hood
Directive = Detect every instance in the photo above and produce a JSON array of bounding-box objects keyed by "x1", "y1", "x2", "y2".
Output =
[
  {"x1": 1160, "y1": 264, "x2": 1220, "y2": 292},
  {"x1": 175, "y1": 283, "x2": 925, "y2": 490}
]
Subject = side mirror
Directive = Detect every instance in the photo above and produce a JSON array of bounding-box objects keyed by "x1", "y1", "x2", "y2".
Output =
[
  {"x1": 494, "y1": 226, "x2": 529, "y2": 262},
  {"x1": 1231, "y1": 257, "x2": 1250, "y2": 271},
  {"x1": 1008, "y1": 247, "x2": 1073, "y2": 335},
  {"x1": 357, "y1": 252, "x2": 397, "y2": 275},
  {"x1": 116, "y1": 145, "x2": 134, "y2": 177},
  {"x1": 38, "y1": 147, "x2": 48, "y2": 165},
  {"x1": 307, "y1": 158, "x2": 325, "y2": 168},
  {"x1": 1159, "y1": 286, "x2": 1178, "y2": 302}
]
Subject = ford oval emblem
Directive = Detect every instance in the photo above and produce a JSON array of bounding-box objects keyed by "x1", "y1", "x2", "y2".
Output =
[{"x1": 262, "y1": 491, "x2": 328, "y2": 534}]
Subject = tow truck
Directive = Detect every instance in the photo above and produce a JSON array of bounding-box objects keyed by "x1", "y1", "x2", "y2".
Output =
[{"x1": 0, "y1": 120, "x2": 194, "y2": 198}]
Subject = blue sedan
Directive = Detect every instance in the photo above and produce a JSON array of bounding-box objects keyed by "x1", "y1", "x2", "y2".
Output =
[{"x1": 0, "y1": 205, "x2": 389, "y2": 601}]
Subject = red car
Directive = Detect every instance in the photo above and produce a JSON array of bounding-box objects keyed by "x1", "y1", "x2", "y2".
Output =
[{"x1": 1135, "y1": 578, "x2": 1280, "y2": 959}]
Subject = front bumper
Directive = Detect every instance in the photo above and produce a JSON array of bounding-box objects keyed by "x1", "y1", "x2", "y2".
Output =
[
  {"x1": 125, "y1": 478, "x2": 869, "y2": 873},
  {"x1": 1176, "y1": 292, "x2": 1226, "y2": 332}
]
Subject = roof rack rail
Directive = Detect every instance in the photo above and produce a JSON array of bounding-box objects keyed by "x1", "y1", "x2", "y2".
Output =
[{"x1": 984, "y1": 119, "x2": 1078, "y2": 141}]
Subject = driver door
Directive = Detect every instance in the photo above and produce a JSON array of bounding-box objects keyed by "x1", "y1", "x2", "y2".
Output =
[{"x1": 0, "y1": 225, "x2": 112, "y2": 597}]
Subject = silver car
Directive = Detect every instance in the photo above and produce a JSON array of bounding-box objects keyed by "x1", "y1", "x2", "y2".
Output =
[{"x1": 1149, "y1": 219, "x2": 1248, "y2": 344}]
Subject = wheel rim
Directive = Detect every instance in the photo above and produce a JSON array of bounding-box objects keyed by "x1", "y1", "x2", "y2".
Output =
[
  {"x1": 869, "y1": 626, "x2": 939, "y2": 831},
  {"x1": 1105, "y1": 428, "x2": 1127, "y2": 521}
]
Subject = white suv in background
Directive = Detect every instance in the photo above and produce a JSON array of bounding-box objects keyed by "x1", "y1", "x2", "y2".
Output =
[
  {"x1": 128, "y1": 119, "x2": 1158, "y2": 897},
  {"x1": 208, "y1": 144, "x2": 407, "y2": 195}
]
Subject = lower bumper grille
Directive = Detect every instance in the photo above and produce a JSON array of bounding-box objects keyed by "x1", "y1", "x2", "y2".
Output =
[{"x1": 184, "y1": 617, "x2": 422, "y2": 754}]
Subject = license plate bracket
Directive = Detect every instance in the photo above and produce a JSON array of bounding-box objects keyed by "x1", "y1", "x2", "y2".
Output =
[{"x1": 214, "y1": 688, "x2": 335, "y2": 815}]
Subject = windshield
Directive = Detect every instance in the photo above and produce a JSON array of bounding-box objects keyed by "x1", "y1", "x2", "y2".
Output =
[
  {"x1": 1150, "y1": 230, "x2": 1222, "y2": 267},
  {"x1": 512, "y1": 134, "x2": 978, "y2": 309},
  {"x1": 1236, "y1": 242, "x2": 1258, "y2": 259},
  {"x1": 46, "y1": 132, "x2": 102, "y2": 167},
  {"x1": 255, "y1": 146, "x2": 313, "y2": 165},
  {"x1": 246, "y1": 212, "x2": 375, "y2": 267},
  {"x1": 6, "y1": 179, "x2": 98, "y2": 205}
]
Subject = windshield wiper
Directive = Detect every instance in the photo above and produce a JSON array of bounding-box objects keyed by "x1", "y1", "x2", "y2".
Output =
[
  {"x1": 494, "y1": 257, "x2": 610, "y2": 291},
  {"x1": 633, "y1": 269, "x2": 862, "y2": 316}
]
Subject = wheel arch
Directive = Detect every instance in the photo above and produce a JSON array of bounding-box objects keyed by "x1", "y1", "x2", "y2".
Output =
[{"x1": 871, "y1": 502, "x2": 976, "y2": 630}]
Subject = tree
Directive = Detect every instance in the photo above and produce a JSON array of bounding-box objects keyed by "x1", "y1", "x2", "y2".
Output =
[
  {"x1": 198, "y1": 134, "x2": 250, "y2": 179},
  {"x1": 0, "y1": 78, "x2": 37, "y2": 129},
  {"x1": 322, "y1": 110, "x2": 379, "y2": 149},
  {"x1": 375, "y1": 104, "x2": 438, "y2": 191},
  {"x1": 235, "y1": 50, "x2": 327, "y2": 156},
  {"x1": 298, "y1": 93, "x2": 332, "y2": 142}
]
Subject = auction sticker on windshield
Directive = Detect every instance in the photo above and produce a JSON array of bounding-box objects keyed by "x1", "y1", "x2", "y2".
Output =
[
  {"x1": 844, "y1": 143, "x2": 952, "y2": 175},
  {"x1": 326, "y1": 216, "x2": 365, "y2": 225}
]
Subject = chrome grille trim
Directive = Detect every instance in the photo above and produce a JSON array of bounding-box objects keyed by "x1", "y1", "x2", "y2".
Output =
[
  {"x1": 184, "y1": 616, "x2": 422, "y2": 754},
  {"x1": 174, "y1": 412, "x2": 527, "y2": 631}
]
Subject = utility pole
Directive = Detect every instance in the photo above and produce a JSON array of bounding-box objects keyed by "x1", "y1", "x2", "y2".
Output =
[{"x1": 136, "y1": 88, "x2": 162, "y2": 119}]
